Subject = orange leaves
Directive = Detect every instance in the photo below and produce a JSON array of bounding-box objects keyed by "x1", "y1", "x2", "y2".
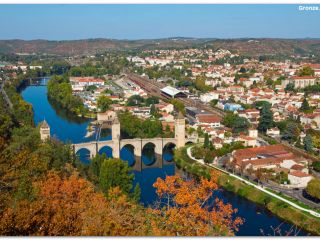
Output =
[
  {"x1": 151, "y1": 171, "x2": 243, "y2": 236},
  {"x1": 0, "y1": 171, "x2": 155, "y2": 236}
]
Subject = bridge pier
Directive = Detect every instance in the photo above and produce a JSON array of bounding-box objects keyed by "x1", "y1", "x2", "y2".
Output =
[{"x1": 132, "y1": 155, "x2": 142, "y2": 171}]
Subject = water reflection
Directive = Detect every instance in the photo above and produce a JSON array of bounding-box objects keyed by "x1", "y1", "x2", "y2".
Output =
[{"x1": 142, "y1": 143, "x2": 156, "y2": 166}]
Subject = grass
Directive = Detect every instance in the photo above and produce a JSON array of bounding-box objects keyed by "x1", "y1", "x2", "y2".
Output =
[
  {"x1": 218, "y1": 172, "x2": 320, "y2": 235},
  {"x1": 265, "y1": 187, "x2": 320, "y2": 214},
  {"x1": 174, "y1": 147, "x2": 320, "y2": 236}
]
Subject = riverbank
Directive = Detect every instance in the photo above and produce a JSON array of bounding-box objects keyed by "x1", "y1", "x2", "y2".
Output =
[
  {"x1": 174, "y1": 147, "x2": 320, "y2": 235},
  {"x1": 47, "y1": 75, "x2": 95, "y2": 119}
]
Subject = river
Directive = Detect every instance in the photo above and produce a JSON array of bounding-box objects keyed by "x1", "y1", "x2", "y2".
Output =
[{"x1": 21, "y1": 78, "x2": 309, "y2": 236}]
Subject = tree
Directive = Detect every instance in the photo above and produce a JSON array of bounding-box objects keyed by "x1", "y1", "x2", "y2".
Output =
[
  {"x1": 222, "y1": 113, "x2": 250, "y2": 134},
  {"x1": 254, "y1": 101, "x2": 271, "y2": 110},
  {"x1": 239, "y1": 67, "x2": 246, "y2": 73},
  {"x1": 150, "y1": 104, "x2": 160, "y2": 118},
  {"x1": 285, "y1": 83, "x2": 295, "y2": 92},
  {"x1": 204, "y1": 133, "x2": 210, "y2": 149},
  {"x1": 99, "y1": 158, "x2": 134, "y2": 196},
  {"x1": 300, "y1": 97, "x2": 311, "y2": 112},
  {"x1": 170, "y1": 99, "x2": 185, "y2": 114},
  {"x1": 303, "y1": 134, "x2": 313, "y2": 153},
  {"x1": 312, "y1": 161, "x2": 320, "y2": 172},
  {"x1": 228, "y1": 95, "x2": 235, "y2": 103},
  {"x1": 204, "y1": 149, "x2": 215, "y2": 164},
  {"x1": 306, "y1": 178, "x2": 320, "y2": 200},
  {"x1": 195, "y1": 77, "x2": 211, "y2": 92},
  {"x1": 298, "y1": 66, "x2": 314, "y2": 77},
  {"x1": 258, "y1": 103, "x2": 274, "y2": 133},
  {"x1": 233, "y1": 117, "x2": 250, "y2": 134},
  {"x1": 209, "y1": 99, "x2": 218, "y2": 108},
  {"x1": 151, "y1": 172, "x2": 243, "y2": 236},
  {"x1": 97, "y1": 95, "x2": 112, "y2": 112},
  {"x1": 47, "y1": 75, "x2": 88, "y2": 116},
  {"x1": 127, "y1": 95, "x2": 144, "y2": 106},
  {"x1": 145, "y1": 96, "x2": 159, "y2": 105},
  {"x1": 0, "y1": 172, "x2": 153, "y2": 236},
  {"x1": 0, "y1": 171, "x2": 105, "y2": 236},
  {"x1": 132, "y1": 183, "x2": 141, "y2": 203},
  {"x1": 282, "y1": 122, "x2": 301, "y2": 143},
  {"x1": 86, "y1": 85, "x2": 98, "y2": 92}
]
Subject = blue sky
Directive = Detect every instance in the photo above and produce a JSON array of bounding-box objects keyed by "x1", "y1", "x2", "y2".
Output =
[{"x1": 0, "y1": 4, "x2": 319, "y2": 40}]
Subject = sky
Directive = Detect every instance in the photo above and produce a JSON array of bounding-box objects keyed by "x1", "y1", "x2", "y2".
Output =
[{"x1": 0, "y1": 4, "x2": 320, "y2": 40}]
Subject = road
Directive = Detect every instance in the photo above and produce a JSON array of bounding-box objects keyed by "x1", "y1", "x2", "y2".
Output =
[{"x1": 186, "y1": 146, "x2": 320, "y2": 218}]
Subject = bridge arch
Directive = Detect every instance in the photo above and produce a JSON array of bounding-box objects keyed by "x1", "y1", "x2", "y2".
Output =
[
  {"x1": 142, "y1": 142, "x2": 157, "y2": 166},
  {"x1": 98, "y1": 145, "x2": 113, "y2": 158},
  {"x1": 163, "y1": 142, "x2": 176, "y2": 162},
  {"x1": 120, "y1": 144, "x2": 135, "y2": 167},
  {"x1": 75, "y1": 148, "x2": 91, "y2": 164}
]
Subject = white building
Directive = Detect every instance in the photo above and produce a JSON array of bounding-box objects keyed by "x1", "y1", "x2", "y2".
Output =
[
  {"x1": 266, "y1": 127, "x2": 280, "y2": 137},
  {"x1": 288, "y1": 171, "x2": 313, "y2": 188},
  {"x1": 200, "y1": 92, "x2": 219, "y2": 103},
  {"x1": 70, "y1": 77, "x2": 105, "y2": 91}
]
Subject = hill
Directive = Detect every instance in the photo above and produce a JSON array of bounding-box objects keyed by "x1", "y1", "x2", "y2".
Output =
[{"x1": 1, "y1": 38, "x2": 320, "y2": 57}]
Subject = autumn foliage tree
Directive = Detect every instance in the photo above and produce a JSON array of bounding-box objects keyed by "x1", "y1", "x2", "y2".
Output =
[
  {"x1": 0, "y1": 171, "x2": 153, "y2": 236},
  {"x1": 150, "y1": 171, "x2": 244, "y2": 236}
]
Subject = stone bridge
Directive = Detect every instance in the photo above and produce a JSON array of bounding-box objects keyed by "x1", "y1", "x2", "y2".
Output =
[{"x1": 72, "y1": 112, "x2": 197, "y2": 171}]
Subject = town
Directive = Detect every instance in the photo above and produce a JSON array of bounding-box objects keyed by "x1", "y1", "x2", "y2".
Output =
[{"x1": 2, "y1": 37, "x2": 320, "y2": 236}]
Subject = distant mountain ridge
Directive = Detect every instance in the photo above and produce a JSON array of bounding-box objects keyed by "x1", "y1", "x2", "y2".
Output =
[{"x1": 1, "y1": 38, "x2": 320, "y2": 57}]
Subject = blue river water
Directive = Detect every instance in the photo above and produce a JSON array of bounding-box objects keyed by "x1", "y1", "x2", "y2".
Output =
[{"x1": 21, "y1": 79, "x2": 310, "y2": 236}]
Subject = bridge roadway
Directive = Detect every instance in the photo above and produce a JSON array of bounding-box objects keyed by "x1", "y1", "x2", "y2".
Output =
[{"x1": 73, "y1": 137, "x2": 197, "y2": 171}]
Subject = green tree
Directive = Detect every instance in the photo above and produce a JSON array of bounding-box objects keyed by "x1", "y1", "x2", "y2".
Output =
[
  {"x1": 170, "y1": 99, "x2": 185, "y2": 115},
  {"x1": 195, "y1": 77, "x2": 211, "y2": 92},
  {"x1": 312, "y1": 161, "x2": 320, "y2": 172},
  {"x1": 282, "y1": 122, "x2": 301, "y2": 143},
  {"x1": 303, "y1": 134, "x2": 313, "y2": 153},
  {"x1": 285, "y1": 83, "x2": 295, "y2": 92},
  {"x1": 306, "y1": 178, "x2": 320, "y2": 200},
  {"x1": 203, "y1": 149, "x2": 214, "y2": 164},
  {"x1": 97, "y1": 95, "x2": 112, "y2": 112},
  {"x1": 127, "y1": 95, "x2": 144, "y2": 106},
  {"x1": 99, "y1": 158, "x2": 134, "y2": 196},
  {"x1": 258, "y1": 104, "x2": 274, "y2": 133},
  {"x1": 145, "y1": 96, "x2": 159, "y2": 106},
  {"x1": 132, "y1": 183, "x2": 141, "y2": 203},
  {"x1": 300, "y1": 97, "x2": 311, "y2": 112},
  {"x1": 203, "y1": 133, "x2": 210, "y2": 149},
  {"x1": 233, "y1": 117, "x2": 250, "y2": 134},
  {"x1": 209, "y1": 99, "x2": 218, "y2": 108},
  {"x1": 150, "y1": 104, "x2": 159, "y2": 118},
  {"x1": 222, "y1": 112, "x2": 250, "y2": 134},
  {"x1": 298, "y1": 66, "x2": 315, "y2": 76}
]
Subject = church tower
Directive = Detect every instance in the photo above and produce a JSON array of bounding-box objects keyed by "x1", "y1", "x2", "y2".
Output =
[
  {"x1": 39, "y1": 120, "x2": 50, "y2": 141},
  {"x1": 175, "y1": 112, "x2": 185, "y2": 148}
]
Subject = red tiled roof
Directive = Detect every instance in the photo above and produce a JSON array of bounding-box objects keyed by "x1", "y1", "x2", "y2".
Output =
[
  {"x1": 308, "y1": 64, "x2": 320, "y2": 69},
  {"x1": 234, "y1": 144, "x2": 290, "y2": 162},
  {"x1": 291, "y1": 164, "x2": 304, "y2": 171},
  {"x1": 289, "y1": 171, "x2": 311, "y2": 178},
  {"x1": 196, "y1": 114, "x2": 222, "y2": 124},
  {"x1": 291, "y1": 76, "x2": 315, "y2": 80}
]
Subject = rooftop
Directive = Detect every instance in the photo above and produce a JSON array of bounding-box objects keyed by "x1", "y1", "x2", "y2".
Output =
[{"x1": 289, "y1": 171, "x2": 311, "y2": 178}]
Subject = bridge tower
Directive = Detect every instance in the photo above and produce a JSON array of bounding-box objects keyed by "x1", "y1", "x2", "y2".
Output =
[
  {"x1": 174, "y1": 112, "x2": 185, "y2": 148},
  {"x1": 112, "y1": 115, "x2": 121, "y2": 158},
  {"x1": 39, "y1": 119, "x2": 50, "y2": 141}
]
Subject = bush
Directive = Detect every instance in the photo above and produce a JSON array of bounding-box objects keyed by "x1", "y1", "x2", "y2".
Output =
[
  {"x1": 306, "y1": 178, "x2": 320, "y2": 200},
  {"x1": 312, "y1": 161, "x2": 320, "y2": 172}
]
